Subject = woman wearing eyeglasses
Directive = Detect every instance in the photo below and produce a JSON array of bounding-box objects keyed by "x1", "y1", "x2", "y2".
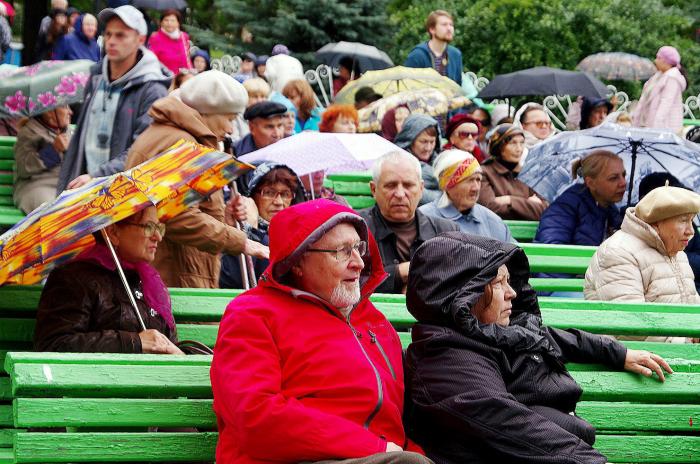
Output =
[
  {"x1": 442, "y1": 113, "x2": 485, "y2": 162},
  {"x1": 220, "y1": 163, "x2": 306, "y2": 289},
  {"x1": 35, "y1": 206, "x2": 183, "y2": 354},
  {"x1": 478, "y1": 124, "x2": 548, "y2": 221}
]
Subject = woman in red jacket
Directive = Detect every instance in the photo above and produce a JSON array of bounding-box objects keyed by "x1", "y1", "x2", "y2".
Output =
[
  {"x1": 147, "y1": 9, "x2": 191, "y2": 75},
  {"x1": 210, "y1": 199, "x2": 429, "y2": 464}
]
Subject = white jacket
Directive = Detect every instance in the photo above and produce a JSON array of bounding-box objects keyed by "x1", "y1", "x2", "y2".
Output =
[{"x1": 584, "y1": 208, "x2": 700, "y2": 304}]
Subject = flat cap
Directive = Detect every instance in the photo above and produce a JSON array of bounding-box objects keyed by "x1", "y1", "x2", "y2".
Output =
[
  {"x1": 244, "y1": 101, "x2": 288, "y2": 121},
  {"x1": 636, "y1": 185, "x2": 700, "y2": 224},
  {"x1": 180, "y1": 70, "x2": 248, "y2": 115}
]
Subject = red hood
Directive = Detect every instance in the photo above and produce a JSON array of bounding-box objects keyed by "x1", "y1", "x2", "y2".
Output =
[{"x1": 263, "y1": 199, "x2": 387, "y2": 300}]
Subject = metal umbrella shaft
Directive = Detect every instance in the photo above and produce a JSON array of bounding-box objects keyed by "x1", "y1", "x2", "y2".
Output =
[
  {"x1": 626, "y1": 141, "x2": 641, "y2": 208},
  {"x1": 101, "y1": 229, "x2": 148, "y2": 332}
]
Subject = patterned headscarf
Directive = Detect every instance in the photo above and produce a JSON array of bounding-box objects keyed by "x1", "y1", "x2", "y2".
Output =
[
  {"x1": 488, "y1": 123, "x2": 525, "y2": 159},
  {"x1": 435, "y1": 149, "x2": 481, "y2": 191}
]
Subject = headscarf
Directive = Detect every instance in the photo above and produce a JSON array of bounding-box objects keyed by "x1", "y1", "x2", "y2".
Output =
[
  {"x1": 656, "y1": 46, "x2": 681, "y2": 68},
  {"x1": 74, "y1": 242, "x2": 174, "y2": 329},
  {"x1": 435, "y1": 149, "x2": 481, "y2": 191},
  {"x1": 380, "y1": 104, "x2": 408, "y2": 142},
  {"x1": 488, "y1": 123, "x2": 525, "y2": 159}
]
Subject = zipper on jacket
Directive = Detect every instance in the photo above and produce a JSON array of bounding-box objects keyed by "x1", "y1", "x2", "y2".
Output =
[
  {"x1": 368, "y1": 330, "x2": 397, "y2": 380},
  {"x1": 347, "y1": 313, "x2": 384, "y2": 429}
]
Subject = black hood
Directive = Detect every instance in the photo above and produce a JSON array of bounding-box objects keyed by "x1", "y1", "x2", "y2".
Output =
[{"x1": 407, "y1": 232, "x2": 559, "y2": 356}]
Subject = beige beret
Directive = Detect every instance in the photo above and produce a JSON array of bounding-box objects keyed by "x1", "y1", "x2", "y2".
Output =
[
  {"x1": 636, "y1": 185, "x2": 700, "y2": 224},
  {"x1": 180, "y1": 70, "x2": 248, "y2": 115}
]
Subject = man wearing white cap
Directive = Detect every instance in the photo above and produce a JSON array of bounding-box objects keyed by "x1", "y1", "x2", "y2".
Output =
[
  {"x1": 125, "y1": 70, "x2": 269, "y2": 289},
  {"x1": 58, "y1": 5, "x2": 171, "y2": 193}
]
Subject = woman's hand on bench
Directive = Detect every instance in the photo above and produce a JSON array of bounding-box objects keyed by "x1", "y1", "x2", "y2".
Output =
[
  {"x1": 139, "y1": 329, "x2": 184, "y2": 355},
  {"x1": 624, "y1": 349, "x2": 673, "y2": 382}
]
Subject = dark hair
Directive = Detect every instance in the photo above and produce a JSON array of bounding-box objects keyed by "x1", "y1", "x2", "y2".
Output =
[
  {"x1": 338, "y1": 56, "x2": 360, "y2": 76},
  {"x1": 254, "y1": 168, "x2": 299, "y2": 196},
  {"x1": 519, "y1": 104, "x2": 545, "y2": 125},
  {"x1": 639, "y1": 172, "x2": 685, "y2": 199},
  {"x1": 469, "y1": 107, "x2": 491, "y2": 128},
  {"x1": 160, "y1": 9, "x2": 182, "y2": 25}
]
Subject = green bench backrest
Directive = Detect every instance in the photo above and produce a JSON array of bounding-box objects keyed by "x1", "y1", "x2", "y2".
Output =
[
  {"x1": 326, "y1": 173, "x2": 540, "y2": 241},
  {"x1": 0, "y1": 136, "x2": 25, "y2": 229}
]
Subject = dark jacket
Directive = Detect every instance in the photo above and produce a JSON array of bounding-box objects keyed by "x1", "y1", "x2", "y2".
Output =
[
  {"x1": 405, "y1": 233, "x2": 627, "y2": 464},
  {"x1": 35, "y1": 260, "x2": 177, "y2": 353},
  {"x1": 479, "y1": 158, "x2": 548, "y2": 221},
  {"x1": 57, "y1": 48, "x2": 170, "y2": 192},
  {"x1": 404, "y1": 42, "x2": 463, "y2": 85},
  {"x1": 359, "y1": 205, "x2": 459, "y2": 293},
  {"x1": 52, "y1": 14, "x2": 100, "y2": 62},
  {"x1": 535, "y1": 183, "x2": 623, "y2": 246}
]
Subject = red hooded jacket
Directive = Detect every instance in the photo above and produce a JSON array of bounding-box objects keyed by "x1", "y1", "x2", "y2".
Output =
[{"x1": 210, "y1": 199, "x2": 419, "y2": 463}]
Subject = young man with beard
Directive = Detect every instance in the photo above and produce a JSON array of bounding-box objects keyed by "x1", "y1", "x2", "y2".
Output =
[
  {"x1": 211, "y1": 199, "x2": 431, "y2": 464},
  {"x1": 404, "y1": 10, "x2": 463, "y2": 85}
]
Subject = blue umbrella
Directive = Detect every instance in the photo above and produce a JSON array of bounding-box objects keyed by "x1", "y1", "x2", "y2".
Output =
[{"x1": 519, "y1": 123, "x2": 700, "y2": 206}]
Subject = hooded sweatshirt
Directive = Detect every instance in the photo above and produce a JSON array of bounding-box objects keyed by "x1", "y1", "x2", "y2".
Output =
[
  {"x1": 211, "y1": 199, "x2": 421, "y2": 464},
  {"x1": 57, "y1": 47, "x2": 171, "y2": 192},
  {"x1": 52, "y1": 14, "x2": 100, "y2": 62},
  {"x1": 394, "y1": 113, "x2": 441, "y2": 205},
  {"x1": 405, "y1": 233, "x2": 626, "y2": 464}
]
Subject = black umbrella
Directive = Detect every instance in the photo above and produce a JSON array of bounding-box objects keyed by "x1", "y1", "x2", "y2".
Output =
[
  {"x1": 316, "y1": 41, "x2": 394, "y2": 74},
  {"x1": 131, "y1": 0, "x2": 187, "y2": 10},
  {"x1": 477, "y1": 66, "x2": 609, "y2": 99}
]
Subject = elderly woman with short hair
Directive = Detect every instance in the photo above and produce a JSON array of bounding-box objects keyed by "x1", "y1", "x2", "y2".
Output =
[{"x1": 585, "y1": 185, "x2": 700, "y2": 303}]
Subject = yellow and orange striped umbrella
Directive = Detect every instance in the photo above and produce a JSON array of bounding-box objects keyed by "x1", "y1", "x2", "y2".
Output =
[{"x1": 0, "y1": 139, "x2": 253, "y2": 285}]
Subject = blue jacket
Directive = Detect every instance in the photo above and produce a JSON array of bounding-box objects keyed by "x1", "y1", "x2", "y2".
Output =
[
  {"x1": 535, "y1": 184, "x2": 623, "y2": 246},
  {"x1": 405, "y1": 42, "x2": 462, "y2": 86},
  {"x1": 52, "y1": 15, "x2": 100, "y2": 62}
]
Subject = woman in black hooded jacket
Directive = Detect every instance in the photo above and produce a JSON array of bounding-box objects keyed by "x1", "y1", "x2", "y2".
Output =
[{"x1": 404, "y1": 232, "x2": 672, "y2": 464}]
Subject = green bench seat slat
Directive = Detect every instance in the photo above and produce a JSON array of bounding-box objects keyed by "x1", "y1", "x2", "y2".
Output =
[
  {"x1": 344, "y1": 195, "x2": 375, "y2": 210},
  {"x1": 595, "y1": 434, "x2": 700, "y2": 462},
  {"x1": 575, "y1": 371, "x2": 700, "y2": 403},
  {"x1": 326, "y1": 172, "x2": 371, "y2": 183},
  {"x1": 0, "y1": 174, "x2": 11, "y2": 185},
  {"x1": 0, "y1": 198, "x2": 13, "y2": 207},
  {"x1": 4, "y1": 352, "x2": 211, "y2": 366},
  {"x1": 0, "y1": 148, "x2": 12, "y2": 160},
  {"x1": 0, "y1": 378, "x2": 9, "y2": 401},
  {"x1": 13, "y1": 398, "x2": 216, "y2": 428},
  {"x1": 0, "y1": 406, "x2": 10, "y2": 427},
  {"x1": 0, "y1": 186, "x2": 12, "y2": 196},
  {"x1": 503, "y1": 220, "x2": 538, "y2": 240},
  {"x1": 9, "y1": 363, "x2": 213, "y2": 398},
  {"x1": 0, "y1": 161, "x2": 13, "y2": 170},
  {"x1": 577, "y1": 401, "x2": 700, "y2": 432},
  {"x1": 13, "y1": 431, "x2": 218, "y2": 463},
  {"x1": 328, "y1": 180, "x2": 371, "y2": 195},
  {"x1": 518, "y1": 242, "x2": 597, "y2": 258},
  {"x1": 0, "y1": 448, "x2": 12, "y2": 462},
  {"x1": 529, "y1": 277, "x2": 585, "y2": 292}
]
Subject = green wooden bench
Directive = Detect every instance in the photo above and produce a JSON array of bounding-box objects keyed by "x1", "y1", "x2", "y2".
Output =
[
  {"x1": 4, "y1": 285, "x2": 700, "y2": 462},
  {"x1": 325, "y1": 172, "x2": 540, "y2": 241},
  {"x1": 0, "y1": 136, "x2": 25, "y2": 229}
]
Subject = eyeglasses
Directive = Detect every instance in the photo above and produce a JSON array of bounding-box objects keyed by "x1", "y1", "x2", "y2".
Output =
[
  {"x1": 307, "y1": 241, "x2": 367, "y2": 262},
  {"x1": 260, "y1": 188, "x2": 294, "y2": 201},
  {"x1": 457, "y1": 130, "x2": 479, "y2": 139},
  {"x1": 523, "y1": 120, "x2": 552, "y2": 128},
  {"x1": 123, "y1": 221, "x2": 166, "y2": 238}
]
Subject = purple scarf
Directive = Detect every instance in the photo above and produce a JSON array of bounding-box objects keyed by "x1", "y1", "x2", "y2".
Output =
[{"x1": 74, "y1": 243, "x2": 175, "y2": 329}]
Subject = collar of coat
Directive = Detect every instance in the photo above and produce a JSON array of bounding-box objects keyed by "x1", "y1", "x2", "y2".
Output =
[{"x1": 370, "y1": 205, "x2": 441, "y2": 241}]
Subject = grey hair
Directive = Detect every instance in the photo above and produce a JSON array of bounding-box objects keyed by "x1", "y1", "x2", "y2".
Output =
[{"x1": 371, "y1": 150, "x2": 422, "y2": 183}]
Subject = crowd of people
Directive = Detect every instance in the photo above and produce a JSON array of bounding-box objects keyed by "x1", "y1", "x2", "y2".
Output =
[{"x1": 8, "y1": 3, "x2": 700, "y2": 463}]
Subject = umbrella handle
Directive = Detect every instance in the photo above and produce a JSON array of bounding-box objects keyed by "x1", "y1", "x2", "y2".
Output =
[{"x1": 100, "y1": 229, "x2": 148, "y2": 332}]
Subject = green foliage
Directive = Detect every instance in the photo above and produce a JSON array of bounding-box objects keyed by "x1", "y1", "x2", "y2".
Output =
[
  {"x1": 388, "y1": 0, "x2": 700, "y2": 97},
  {"x1": 187, "y1": 0, "x2": 391, "y2": 68}
]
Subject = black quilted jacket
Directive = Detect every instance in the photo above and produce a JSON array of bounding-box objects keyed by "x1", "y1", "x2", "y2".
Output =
[{"x1": 405, "y1": 232, "x2": 626, "y2": 464}]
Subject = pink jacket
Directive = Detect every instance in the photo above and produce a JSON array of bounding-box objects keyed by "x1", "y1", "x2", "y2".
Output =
[
  {"x1": 147, "y1": 29, "x2": 191, "y2": 75},
  {"x1": 633, "y1": 67, "x2": 686, "y2": 133}
]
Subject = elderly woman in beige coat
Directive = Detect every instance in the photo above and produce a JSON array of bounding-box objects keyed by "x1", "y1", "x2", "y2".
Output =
[
  {"x1": 126, "y1": 70, "x2": 268, "y2": 288},
  {"x1": 585, "y1": 185, "x2": 700, "y2": 304}
]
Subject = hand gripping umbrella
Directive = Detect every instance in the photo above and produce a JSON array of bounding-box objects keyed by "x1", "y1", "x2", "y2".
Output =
[{"x1": 0, "y1": 140, "x2": 254, "y2": 328}]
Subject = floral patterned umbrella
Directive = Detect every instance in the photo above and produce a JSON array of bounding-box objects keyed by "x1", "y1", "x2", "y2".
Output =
[
  {"x1": 0, "y1": 60, "x2": 93, "y2": 119},
  {"x1": 358, "y1": 88, "x2": 471, "y2": 132},
  {"x1": 576, "y1": 52, "x2": 656, "y2": 81},
  {"x1": 0, "y1": 140, "x2": 254, "y2": 285}
]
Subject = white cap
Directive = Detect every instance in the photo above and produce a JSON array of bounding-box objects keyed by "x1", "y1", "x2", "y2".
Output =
[
  {"x1": 265, "y1": 54, "x2": 304, "y2": 93},
  {"x1": 98, "y1": 5, "x2": 148, "y2": 36},
  {"x1": 180, "y1": 70, "x2": 248, "y2": 115}
]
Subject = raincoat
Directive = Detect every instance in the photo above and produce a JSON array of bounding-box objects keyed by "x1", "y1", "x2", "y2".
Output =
[
  {"x1": 405, "y1": 233, "x2": 626, "y2": 464},
  {"x1": 210, "y1": 199, "x2": 420, "y2": 463}
]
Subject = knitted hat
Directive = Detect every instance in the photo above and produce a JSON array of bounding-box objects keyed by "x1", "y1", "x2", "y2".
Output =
[
  {"x1": 446, "y1": 113, "x2": 481, "y2": 139},
  {"x1": 180, "y1": 70, "x2": 248, "y2": 115},
  {"x1": 433, "y1": 149, "x2": 481, "y2": 191},
  {"x1": 489, "y1": 123, "x2": 525, "y2": 158},
  {"x1": 656, "y1": 46, "x2": 681, "y2": 67},
  {"x1": 636, "y1": 185, "x2": 700, "y2": 224}
]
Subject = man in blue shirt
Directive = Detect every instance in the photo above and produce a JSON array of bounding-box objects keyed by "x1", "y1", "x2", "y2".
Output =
[{"x1": 405, "y1": 10, "x2": 463, "y2": 86}]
